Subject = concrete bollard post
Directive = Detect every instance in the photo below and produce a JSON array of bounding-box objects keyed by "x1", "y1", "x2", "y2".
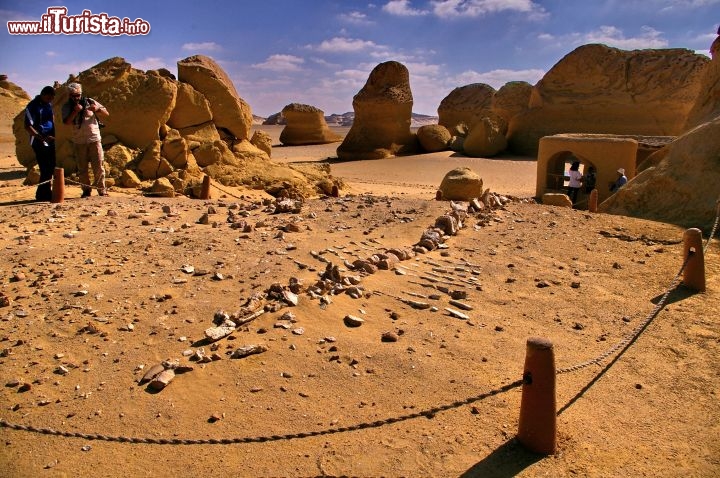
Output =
[
  {"x1": 51, "y1": 167, "x2": 64, "y2": 204},
  {"x1": 435, "y1": 190, "x2": 443, "y2": 201},
  {"x1": 588, "y1": 189, "x2": 598, "y2": 213},
  {"x1": 682, "y1": 228, "x2": 705, "y2": 292},
  {"x1": 517, "y1": 337, "x2": 557, "y2": 455},
  {"x1": 331, "y1": 184, "x2": 339, "y2": 197},
  {"x1": 200, "y1": 175, "x2": 211, "y2": 200}
]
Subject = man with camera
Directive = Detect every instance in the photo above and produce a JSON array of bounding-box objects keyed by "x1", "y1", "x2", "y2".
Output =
[{"x1": 61, "y1": 82, "x2": 109, "y2": 197}]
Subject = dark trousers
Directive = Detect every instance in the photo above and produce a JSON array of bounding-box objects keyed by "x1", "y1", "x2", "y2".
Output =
[
  {"x1": 567, "y1": 186, "x2": 579, "y2": 204},
  {"x1": 32, "y1": 140, "x2": 56, "y2": 201}
]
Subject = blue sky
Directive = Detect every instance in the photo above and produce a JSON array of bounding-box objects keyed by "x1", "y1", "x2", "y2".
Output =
[{"x1": 1, "y1": 0, "x2": 717, "y2": 116}]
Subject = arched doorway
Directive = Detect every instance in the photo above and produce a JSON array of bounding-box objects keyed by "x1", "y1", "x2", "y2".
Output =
[{"x1": 545, "y1": 150, "x2": 597, "y2": 207}]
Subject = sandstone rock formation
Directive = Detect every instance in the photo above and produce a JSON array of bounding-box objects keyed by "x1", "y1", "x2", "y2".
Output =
[
  {"x1": 438, "y1": 83, "x2": 498, "y2": 134},
  {"x1": 416, "y1": 124, "x2": 451, "y2": 152},
  {"x1": 599, "y1": 117, "x2": 720, "y2": 228},
  {"x1": 337, "y1": 61, "x2": 417, "y2": 161},
  {"x1": 279, "y1": 103, "x2": 342, "y2": 145},
  {"x1": 685, "y1": 33, "x2": 720, "y2": 130},
  {"x1": 4, "y1": 76, "x2": 33, "y2": 166},
  {"x1": 177, "y1": 55, "x2": 253, "y2": 140},
  {"x1": 601, "y1": 36, "x2": 720, "y2": 229},
  {"x1": 507, "y1": 44, "x2": 709, "y2": 155},
  {"x1": 463, "y1": 117, "x2": 508, "y2": 158},
  {"x1": 491, "y1": 81, "x2": 532, "y2": 125},
  {"x1": 13, "y1": 56, "x2": 337, "y2": 199},
  {"x1": 438, "y1": 167, "x2": 484, "y2": 201}
]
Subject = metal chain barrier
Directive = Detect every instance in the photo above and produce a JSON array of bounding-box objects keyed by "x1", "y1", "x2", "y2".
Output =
[
  {"x1": 0, "y1": 179, "x2": 52, "y2": 198},
  {"x1": 0, "y1": 199, "x2": 717, "y2": 445}
]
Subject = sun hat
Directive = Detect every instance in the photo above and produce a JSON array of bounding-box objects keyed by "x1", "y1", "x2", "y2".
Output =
[{"x1": 617, "y1": 168, "x2": 625, "y2": 175}]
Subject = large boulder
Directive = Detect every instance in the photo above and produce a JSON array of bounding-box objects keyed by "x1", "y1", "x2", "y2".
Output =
[
  {"x1": 438, "y1": 83, "x2": 503, "y2": 134},
  {"x1": 177, "y1": 55, "x2": 253, "y2": 140},
  {"x1": 600, "y1": 117, "x2": 720, "y2": 228},
  {"x1": 62, "y1": 57, "x2": 177, "y2": 151},
  {"x1": 438, "y1": 167, "x2": 484, "y2": 201},
  {"x1": 685, "y1": 34, "x2": 720, "y2": 130},
  {"x1": 250, "y1": 130, "x2": 273, "y2": 157},
  {"x1": 508, "y1": 44, "x2": 709, "y2": 155},
  {"x1": 491, "y1": 81, "x2": 532, "y2": 125},
  {"x1": 417, "y1": 124, "x2": 451, "y2": 152},
  {"x1": 167, "y1": 82, "x2": 213, "y2": 130},
  {"x1": 463, "y1": 117, "x2": 508, "y2": 157},
  {"x1": 279, "y1": 103, "x2": 342, "y2": 145},
  {"x1": 336, "y1": 61, "x2": 417, "y2": 160}
]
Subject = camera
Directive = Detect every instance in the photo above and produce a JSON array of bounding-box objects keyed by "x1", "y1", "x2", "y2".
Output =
[{"x1": 75, "y1": 97, "x2": 105, "y2": 128}]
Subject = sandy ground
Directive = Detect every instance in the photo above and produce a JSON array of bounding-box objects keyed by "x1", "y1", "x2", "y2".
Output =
[{"x1": 0, "y1": 125, "x2": 718, "y2": 477}]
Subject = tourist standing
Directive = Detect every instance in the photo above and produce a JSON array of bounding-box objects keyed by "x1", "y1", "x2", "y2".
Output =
[
  {"x1": 567, "y1": 160, "x2": 583, "y2": 204},
  {"x1": 24, "y1": 86, "x2": 56, "y2": 201},
  {"x1": 610, "y1": 168, "x2": 628, "y2": 193},
  {"x1": 61, "y1": 82, "x2": 109, "y2": 197}
]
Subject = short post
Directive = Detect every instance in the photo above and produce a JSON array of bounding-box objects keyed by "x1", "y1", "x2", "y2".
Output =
[
  {"x1": 200, "y1": 175, "x2": 211, "y2": 200},
  {"x1": 682, "y1": 228, "x2": 705, "y2": 292},
  {"x1": 435, "y1": 190, "x2": 443, "y2": 201},
  {"x1": 588, "y1": 189, "x2": 598, "y2": 213},
  {"x1": 331, "y1": 184, "x2": 339, "y2": 197},
  {"x1": 517, "y1": 337, "x2": 557, "y2": 455},
  {"x1": 51, "y1": 167, "x2": 64, "y2": 204}
]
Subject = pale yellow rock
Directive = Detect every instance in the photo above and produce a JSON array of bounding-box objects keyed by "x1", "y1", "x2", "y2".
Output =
[
  {"x1": 542, "y1": 193, "x2": 573, "y2": 208},
  {"x1": 463, "y1": 117, "x2": 508, "y2": 157},
  {"x1": 137, "y1": 140, "x2": 162, "y2": 180},
  {"x1": 685, "y1": 36, "x2": 720, "y2": 129},
  {"x1": 491, "y1": 81, "x2": 532, "y2": 125},
  {"x1": 178, "y1": 121, "x2": 221, "y2": 144},
  {"x1": 279, "y1": 103, "x2": 342, "y2": 145},
  {"x1": 121, "y1": 169, "x2": 142, "y2": 188},
  {"x1": 438, "y1": 83, "x2": 504, "y2": 134},
  {"x1": 438, "y1": 167, "x2": 484, "y2": 201},
  {"x1": 250, "y1": 130, "x2": 273, "y2": 157},
  {"x1": 193, "y1": 140, "x2": 235, "y2": 167},
  {"x1": 600, "y1": 117, "x2": 720, "y2": 228},
  {"x1": 337, "y1": 61, "x2": 417, "y2": 161},
  {"x1": 104, "y1": 144, "x2": 135, "y2": 179},
  {"x1": 149, "y1": 177, "x2": 175, "y2": 198},
  {"x1": 508, "y1": 44, "x2": 709, "y2": 155},
  {"x1": 177, "y1": 55, "x2": 253, "y2": 140},
  {"x1": 417, "y1": 124, "x2": 451, "y2": 153},
  {"x1": 168, "y1": 82, "x2": 213, "y2": 130},
  {"x1": 161, "y1": 129, "x2": 189, "y2": 169}
]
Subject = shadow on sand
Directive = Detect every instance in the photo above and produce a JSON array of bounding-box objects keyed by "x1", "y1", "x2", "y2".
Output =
[{"x1": 459, "y1": 438, "x2": 544, "y2": 477}]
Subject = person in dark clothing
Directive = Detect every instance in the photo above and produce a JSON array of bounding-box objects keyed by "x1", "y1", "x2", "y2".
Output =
[
  {"x1": 24, "y1": 86, "x2": 56, "y2": 201},
  {"x1": 584, "y1": 166, "x2": 597, "y2": 194}
]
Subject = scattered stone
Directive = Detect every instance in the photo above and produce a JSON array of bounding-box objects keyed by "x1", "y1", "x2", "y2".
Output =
[
  {"x1": 231, "y1": 344, "x2": 268, "y2": 359},
  {"x1": 381, "y1": 331, "x2": 399, "y2": 342},
  {"x1": 344, "y1": 315, "x2": 364, "y2": 327},
  {"x1": 149, "y1": 369, "x2": 175, "y2": 391},
  {"x1": 204, "y1": 325, "x2": 236, "y2": 341},
  {"x1": 140, "y1": 364, "x2": 165, "y2": 384}
]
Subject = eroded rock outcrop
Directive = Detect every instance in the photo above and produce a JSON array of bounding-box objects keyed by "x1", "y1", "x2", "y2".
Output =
[
  {"x1": 336, "y1": 61, "x2": 417, "y2": 160},
  {"x1": 599, "y1": 117, "x2": 720, "y2": 228},
  {"x1": 177, "y1": 55, "x2": 253, "y2": 140},
  {"x1": 438, "y1": 83, "x2": 501, "y2": 134},
  {"x1": 685, "y1": 33, "x2": 720, "y2": 129},
  {"x1": 508, "y1": 44, "x2": 709, "y2": 155},
  {"x1": 279, "y1": 103, "x2": 342, "y2": 145},
  {"x1": 463, "y1": 117, "x2": 507, "y2": 158}
]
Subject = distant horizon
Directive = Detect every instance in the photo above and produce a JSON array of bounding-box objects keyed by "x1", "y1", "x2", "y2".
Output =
[{"x1": 1, "y1": 1, "x2": 716, "y2": 117}]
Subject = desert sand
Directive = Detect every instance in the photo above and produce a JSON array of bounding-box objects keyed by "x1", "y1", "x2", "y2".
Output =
[{"x1": 0, "y1": 125, "x2": 718, "y2": 477}]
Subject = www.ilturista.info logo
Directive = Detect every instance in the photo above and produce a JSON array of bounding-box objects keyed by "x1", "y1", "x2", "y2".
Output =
[{"x1": 7, "y1": 6, "x2": 150, "y2": 36}]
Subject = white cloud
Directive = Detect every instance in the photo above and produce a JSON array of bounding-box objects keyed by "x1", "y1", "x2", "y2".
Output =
[
  {"x1": 430, "y1": 0, "x2": 547, "y2": 19},
  {"x1": 130, "y1": 57, "x2": 172, "y2": 71},
  {"x1": 314, "y1": 37, "x2": 380, "y2": 53},
  {"x1": 584, "y1": 25, "x2": 668, "y2": 49},
  {"x1": 695, "y1": 49, "x2": 711, "y2": 57},
  {"x1": 181, "y1": 42, "x2": 222, "y2": 52},
  {"x1": 382, "y1": 0, "x2": 429, "y2": 16},
  {"x1": 339, "y1": 11, "x2": 374, "y2": 24},
  {"x1": 252, "y1": 54, "x2": 305, "y2": 72},
  {"x1": 45, "y1": 51, "x2": 58, "y2": 57},
  {"x1": 448, "y1": 68, "x2": 545, "y2": 89}
]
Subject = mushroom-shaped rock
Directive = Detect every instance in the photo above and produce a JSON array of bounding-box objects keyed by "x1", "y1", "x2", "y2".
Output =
[
  {"x1": 337, "y1": 61, "x2": 418, "y2": 160},
  {"x1": 279, "y1": 103, "x2": 342, "y2": 145},
  {"x1": 438, "y1": 167, "x2": 484, "y2": 201}
]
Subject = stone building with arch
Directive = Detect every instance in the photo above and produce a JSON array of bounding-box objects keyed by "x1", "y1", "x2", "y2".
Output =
[{"x1": 536, "y1": 134, "x2": 640, "y2": 206}]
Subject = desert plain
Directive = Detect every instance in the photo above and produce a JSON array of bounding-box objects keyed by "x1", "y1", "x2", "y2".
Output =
[{"x1": 0, "y1": 122, "x2": 718, "y2": 477}]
